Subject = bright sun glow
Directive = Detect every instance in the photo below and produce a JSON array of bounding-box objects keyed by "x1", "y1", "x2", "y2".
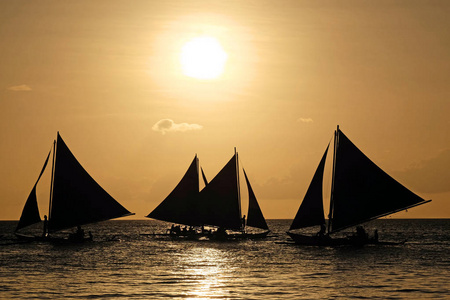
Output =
[{"x1": 180, "y1": 36, "x2": 228, "y2": 80}]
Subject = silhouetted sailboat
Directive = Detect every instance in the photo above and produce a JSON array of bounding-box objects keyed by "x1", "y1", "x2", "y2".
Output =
[
  {"x1": 146, "y1": 150, "x2": 269, "y2": 239},
  {"x1": 146, "y1": 155, "x2": 208, "y2": 233},
  {"x1": 287, "y1": 126, "x2": 431, "y2": 246},
  {"x1": 15, "y1": 133, "x2": 134, "y2": 242},
  {"x1": 196, "y1": 149, "x2": 269, "y2": 239}
]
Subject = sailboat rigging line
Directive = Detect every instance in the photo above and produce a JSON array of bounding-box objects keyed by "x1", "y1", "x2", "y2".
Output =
[
  {"x1": 329, "y1": 199, "x2": 432, "y2": 234},
  {"x1": 328, "y1": 125, "x2": 339, "y2": 233},
  {"x1": 48, "y1": 138, "x2": 56, "y2": 220}
]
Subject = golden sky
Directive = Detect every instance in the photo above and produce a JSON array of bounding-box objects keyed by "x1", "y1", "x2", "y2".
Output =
[{"x1": 1, "y1": 0, "x2": 449, "y2": 220}]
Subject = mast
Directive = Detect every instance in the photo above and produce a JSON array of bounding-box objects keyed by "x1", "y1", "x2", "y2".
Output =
[
  {"x1": 195, "y1": 153, "x2": 199, "y2": 188},
  {"x1": 48, "y1": 136, "x2": 57, "y2": 220},
  {"x1": 235, "y1": 147, "x2": 242, "y2": 225},
  {"x1": 327, "y1": 125, "x2": 339, "y2": 233}
]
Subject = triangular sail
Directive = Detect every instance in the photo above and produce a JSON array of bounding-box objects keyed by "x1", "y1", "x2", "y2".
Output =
[
  {"x1": 49, "y1": 133, "x2": 133, "y2": 232},
  {"x1": 243, "y1": 169, "x2": 269, "y2": 231},
  {"x1": 16, "y1": 150, "x2": 51, "y2": 231},
  {"x1": 195, "y1": 154, "x2": 242, "y2": 230},
  {"x1": 331, "y1": 129, "x2": 429, "y2": 232},
  {"x1": 289, "y1": 144, "x2": 329, "y2": 231},
  {"x1": 146, "y1": 156, "x2": 200, "y2": 226},
  {"x1": 16, "y1": 186, "x2": 41, "y2": 232}
]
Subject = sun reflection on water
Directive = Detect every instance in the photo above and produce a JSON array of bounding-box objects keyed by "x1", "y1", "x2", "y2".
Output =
[{"x1": 177, "y1": 246, "x2": 238, "y2": 299}]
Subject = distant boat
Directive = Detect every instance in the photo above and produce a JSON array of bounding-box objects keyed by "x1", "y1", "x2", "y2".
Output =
[
  {"x1": 287, "y1": 126, "x2": 431, "y2": 246},
  {"x1": 146, "y1": 150, "x2": 269, "y2": 239},
  {"x1": 15, "y1": 133, "x2": 134, "y2": 242}
]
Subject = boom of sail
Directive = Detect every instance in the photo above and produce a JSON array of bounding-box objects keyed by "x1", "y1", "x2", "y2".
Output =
[{"x1": 16, "y1": 133, "x2": 134, "y2": 234}]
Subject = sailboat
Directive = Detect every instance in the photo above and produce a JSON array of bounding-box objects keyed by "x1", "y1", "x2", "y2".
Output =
[
  {"x1": 287, "y1": 126, "x2": 431, "y2": 246},
  {"x1": 146, "y1": 150, "x2": 270, "y2": 239},
  {"x1": 145, "y1": 154, "x2": 208, "y2": 238},
  {"x1": 15, "y1": 132, "x2": 134, "y2": 242}
]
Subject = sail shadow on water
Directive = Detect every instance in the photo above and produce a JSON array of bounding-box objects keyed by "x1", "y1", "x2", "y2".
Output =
[
  {"x1": 287, "y1": 125, "x2": 431, "y2": 246},
  {"x1": 15, "y1": 132, "x2": 134, "y2": 242},
  {"x1": 145, "y1": 149, "x2": 270, "y2": 240}
]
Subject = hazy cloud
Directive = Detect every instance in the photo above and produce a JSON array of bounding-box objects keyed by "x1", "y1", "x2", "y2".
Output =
[
  {"x1": 393, "y1": 149, "x2": 450, "y2": 194},
  {"x1": 298, "y1": 118, "x2": 313, "y2": 123},
  {"x1": 251, "y1": 162, "x2": 314, "y2": 200},
  {"x1": 256, "y1": 149, "x2": 450, "y2": 201},
  {"x1": 152, "y1": 119, "x2": 203, "y2": 135},
  {"x1": 8, "y1": 84, "x2": 32, "y2": 91}
]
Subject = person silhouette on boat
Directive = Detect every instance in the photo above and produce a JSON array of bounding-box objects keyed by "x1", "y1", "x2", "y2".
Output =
[
  {"x1": 70, "y1": 225, "x2": 85, "y2": 241},
  {"x1": 317, "y1": 223, "x2": 326, "y2": 237},
  {"x1": 42, "y1": 215, "x2": 48, "y2": 237},
  {"x1": 215, "y1": 227, "x2": 227, "y2": 239},
  {"x1": 355, "y1": 226, "x2": 367, "y2": 241},
  {"x1": 77, "y1": 225, "x2": 84, "y2": 237},
  {"x1": 373, "y1": 229, "x2": 379, "y2": 243},
  {"x1": 201, "y1": 225, "x2": 211, "y2": 235},
  {"x1": 182, "y1": 226, "x2": 188, "y2": 235}
]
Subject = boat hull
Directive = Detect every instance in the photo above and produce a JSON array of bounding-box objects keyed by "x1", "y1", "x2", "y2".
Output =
[
  {"x1": 287, "y1": 232, "x2": 369, "y2": 246},
  {"x1": 209, "y1": 230, "x2": 270, "y2": 241},
  {"x1": 15, "y1": 232, "x2": 93, "y2": 243},
  {"x1": 228, "y1": 231, "x2": 270, "y2": 239},
  {"x1": 144, "y1": 230, "x2": 270, "y2": 241},
  {"x1": 287, "y1": 232, "x2": 403, "y2": 246},
  {"x1": 287, "y1": 232, "x2": 347, "y2": 246}
]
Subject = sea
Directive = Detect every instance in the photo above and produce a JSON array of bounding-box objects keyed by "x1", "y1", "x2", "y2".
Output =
[{"x1": 1, "y1": 219, "x2": 449, "y2": 299}]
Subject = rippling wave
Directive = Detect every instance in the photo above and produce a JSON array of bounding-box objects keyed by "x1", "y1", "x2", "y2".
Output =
[{"x1": 1, "y1": 219, "x2": 449, "y2": 299}]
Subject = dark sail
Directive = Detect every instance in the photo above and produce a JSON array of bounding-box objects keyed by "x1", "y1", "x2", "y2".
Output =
[
  {"x1": 196, "y1": 154, "x2": 242, "y2": 230},
  {"x1": 16, "y1": 186, "x2": 41, "y2": 231},
  {"x1": 146, "y1": 156, "x2": 200, "y2": 226},
  {"x1": 243, "y1": 169, "x2": 269, "y2": 230},
  {"x1": 49, "y1": 133, "x2": 133, "y2": 232},
  {"x1": 289, "y1": 145, "x2": 329, "y2": 231},
  {"x1": 16, "y1": 150, "x2": 51, "y2": 231},
  {"x1": 331, "y1": 129, "x2": 429, "y2": 232}
]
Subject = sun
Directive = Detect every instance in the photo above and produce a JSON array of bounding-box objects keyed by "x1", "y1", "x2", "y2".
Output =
[{"x1": 180, "y1": 36, "x2": 228, "y2": 80}]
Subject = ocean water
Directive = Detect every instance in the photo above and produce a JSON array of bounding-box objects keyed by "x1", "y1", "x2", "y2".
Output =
[{"x1": 1, "y1": 219, "x2": 449, "y2": 299}]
